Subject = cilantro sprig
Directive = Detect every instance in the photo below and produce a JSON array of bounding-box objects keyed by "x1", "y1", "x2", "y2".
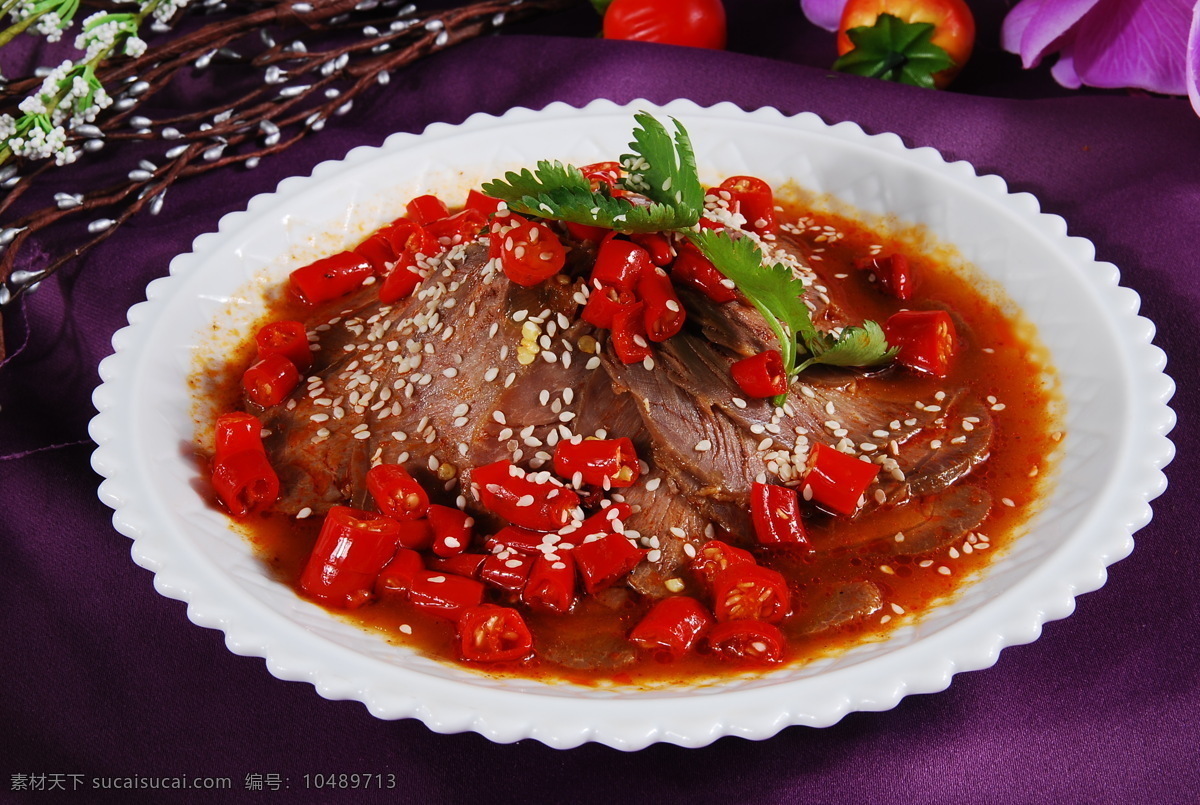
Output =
[
  {"x1": 481, "y1": 112, "x2": 896, "y2": 401},
  {"x1": 688, "y1": 229, "x2": 896, "y2": 403},
  {"x1": 481, "y1": 112, "x2": 703, "y2": 233}
]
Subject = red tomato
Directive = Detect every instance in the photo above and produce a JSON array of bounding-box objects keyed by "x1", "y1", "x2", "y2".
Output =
[
  {"x1": 603, "y1": 0, "x2": 727, "y2": 50},
  {"x1": 837, "y1": 0, "x2": 975, "y2": 89}
]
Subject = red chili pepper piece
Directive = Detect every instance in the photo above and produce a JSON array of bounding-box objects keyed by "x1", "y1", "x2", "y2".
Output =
[
  {"x1": 704, "y1": 620, "x2": 785, "y2": 663},
  {"x1": 572, "y1": 533, "x2": 646, "y2": 594},
  {"x1": 670, "y1": 242, "x2": 737, "y2": 303},
  {"x1": 424, "y1": 208, "x2": 487, "y2": 247},
  {"x1": 394, "y1": 518, "x2": 434, "y2": 551},
  {"x1": 712, "y1": 563, "x2": 791, "y2": 623},
  {"x1": 210, "y1": 450, "x2": 280, "y2": 517},
  {"x1": 427, "y1": 552, "x2": 486, "y2": 579},
  {"x1": 298, "y1": 506, "x2": 400, "y2": 609},
  {"x1": 565, "y1": 221, "x2": 611, "y2": 244},
  {"x1": 405, "y1": 194, "x2": 451, "y2": 225},
  {"x1": 354, "y1": 232, "x2": 398, "y2": 273},
  {"x1": 254, "y1": 320, "x2": 313, "y2": 371},
  {"x1": 378, "y1": 251, "x2": 423, "y2": 304},
  {"x1": 581, "y1": 285, "x2": 637, "y2": 330},
  {"x1": 409, "y1": 570, "x2": 485, "y2": 620},
  {"x1": 456, "y1": 604, "x2": 534, "y2": 662},
  {"x1": 592, "y1": 237, "x2": 652, "y2": 292},
  {"x1": 730, "y1": 349, "x2": 787, "y2": 398},
  {"x1": 289, "y1": 251, "x2": 374, "y2": 306},
  {"x1": 366, "y1": 464, "x2": 430, "y2": 521},
  {"x1": 427, "y1": 504, "x2": 475, "y2": 557},
  {"x1": 638, "y1": 265, "x2": 685, "y2": 342},
  {"x1": 375, "y1": 548, "x2": 424, "y2": 598},
  {"x1": 214, "y1": 412, "x2": 266, "y2": 459},
  {"x1": 719, "y1": 175, "x2": 776, "y2": 234},
  {"x1": 610, "y1": 301, "x2": 653, "y2": 365},
  {"x1": 484, "y1": 525, "x2": 548, "y2": 555},
  {"x1": 471, "y1": 460, "x2": 581, "y2": 532},
  {"x1": 464, "y1": 188, "x2": 502, "y2": 217},
  {"x1": 803, "y1": 442, "x2": 882, "y2": 516},
  {"x1": 552, "y1": 436, "x2": 640, "y2": 489},
  {"x1": 690, "y1": 539, "x2": 756, "y2": 589},
  {"x1": 497, "y1": 213, "x2": 566, "y2": 287},
  {"x1": 855, "y1": 253, "x2": 916, "y2": 300},
  {"x1": 629, "y1": 232, "x2": 675, "y2": 266},
  {"x1": 579, "y1": 161, "x2": 624, "y2": 192},
  {"x1": 379, "y1": 219, "x2": 442, "y2": 258},
  {"x1": 629, "y1": 596, "x2": 714, "y2": 661},
  {"x1": 242, "y1": 352, "x2": 300, "y2": 408},
  {"x1": 522, "y1": 553, "x2": 577, "y2": 614},
  {"x1": 750, "y1": 482, "x2": 810, "y2": 549},
  {"x1": 480, "y1": 552, "x2": 535, "y2": 593},
  {"x1": 884, "y1": 309, "x2": 957, "y2": 377}
]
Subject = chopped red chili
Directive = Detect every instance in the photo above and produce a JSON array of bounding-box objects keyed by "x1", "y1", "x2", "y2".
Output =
[
  {"x1": 591, "y1": 237, "x2": 652, "y2": 292},
  {"x1": 804, "y1": 442, "x2": 882, "y2": 516},
  {"x1": 427, "y1": 552, "x2": 486, "y2": 580},
  {"x1": 581, "y1": 285, "x2": 637, "y2": 330},
  {"x1": 628, "y1": 596, "x2": 713, "y2": 661},
  {"x1": 409, "y1": 570, "x2": 485, "y2": 620},
  {"x1": 629, "y1": 232, "x2": 675, "y2": 266},
  {"x1": 427, "y1": 504, "x2": 474, "y2": 557},
  {"x1": 552, "y1": 436, "x2": 640, "y2": 489},
  {"x1": 711, "y1": 563, "x2": 791, "y2": 623},
  {"x1": 730, "y1": 349, "x2": 787, "y2": 398},
  {"x1": 497, "y1": 213, "x2": 566, "y2": 287},
  {"x1": 690, "y1": 539, "x2": 756, "y2": 589},
  {"x1": 242, "y1": 352, "x2": 300, "y2": 408},
  {"x1": 472, "y1": 460, "x2": 580, "y2": 532},
  {"x1": 456, "y1": 604, "x2": 534, "y2": 662},
  {"x1": 884, "y1": 309, "x2": 957, "y2": 377},
  {"x1": 254, "y1": 320, "x2": 312, "y2": 371},
  {"x1": 288, "y1": 250, "x2": 374, "y2": 306},
  {"x1": 424, "y1": 208, "x2": 487, "y2": 247},
  {"x1": 522, "y1": 553, "x2": 577, "y2": 614},
  {"x1": 638, "y1": 265, "x2": 685, "y2": 342},
  {"x1": 704, "y1": 620, "x2": 785, "y2": 663},
  {"x1": 750, "y1": 482, "x2": 810, "y2": 550},
  {"x1": 855, "y1": 253, "x2": 916, "y2": 300},
  {"x1": 377, "y1": 252, "x2": 423, "y2": 304},
  {"x1": 210, "y1": 449, "x2": 279, "y2": 517},
  {"x1": 669, "y1": 242, "x2": 737, "y2": 303},
  {"x1": 354, "y1": 232, "x2": 397, "y2": 272},
  {"x1": 718, "y1": 175, "x2": 776, "y2": 234},
  {"x1": 375, "y1": 548, "x2": 424, "y2": 598},
  {"x1": 484, "y1": 525, "x2": 548, "y2": 555},
  {"x1": 298, "y1": 506, "x2": 400, "y2": 609},
  {"x1": 610, "y1": 301, "x2": 653, "y2": 364},
  {"x1": 214, "y1": 412, "x2": 266, "y2": 459},
  {"x1": 366, "y1": 464, "x2": 430, "y2": 521},
  {"x1": 480, "y1": 552, "x2": 535, "y2": 593},
  {"x1": 572, "y1": 533, "x2": 646, "y2": 594},
  {"x1": 393, "y1": 518, "x2": 434, "y2": 551},
  {"x1": 405, "y1": 193, "x2": 451, "y2": 225}
]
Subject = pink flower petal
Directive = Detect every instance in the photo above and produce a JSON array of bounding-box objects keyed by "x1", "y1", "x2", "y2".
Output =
[
  {"x1": 1188, "y1": 0, "x2": 1200, "y2": 115},
  {"x1": 800, "y1": 0, "x2": 848, "y2": 33},
  {"x1": 1002, "y1": 0, "x2": 1101, "y2": 68},
  {"x1": 1050, "y1": 50, "x2": 1083, "y2": 88},
  {"x1": 1070, "y1": 0, "x2": 1191, "y2": 94}
]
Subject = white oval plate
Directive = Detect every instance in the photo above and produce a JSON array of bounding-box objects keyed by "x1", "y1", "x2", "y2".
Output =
[{"x1": 89, "y1": 99, "x2": 1175, "y2": 750}]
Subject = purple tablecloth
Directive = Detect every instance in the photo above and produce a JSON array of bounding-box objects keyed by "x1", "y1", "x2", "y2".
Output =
[{"x1": 3, "y1": 1, "x2": 1197, "y2": 802}]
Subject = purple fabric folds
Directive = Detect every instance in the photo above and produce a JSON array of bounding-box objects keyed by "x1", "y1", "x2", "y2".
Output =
[{"x1": 3, "y1": 3, "x2": 1199, "y2": 803}]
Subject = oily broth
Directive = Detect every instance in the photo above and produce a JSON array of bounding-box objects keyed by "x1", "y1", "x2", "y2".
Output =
[{"x1": 202, "y1": 198, "x2": 1061, "y2": 687}]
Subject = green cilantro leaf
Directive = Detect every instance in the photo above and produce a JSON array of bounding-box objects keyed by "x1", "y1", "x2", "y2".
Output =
[
  {"x1": 832, "y1": 14, "x2": 955, "y2": 89},
  {"x1": 618, "y1": 112, "x2": 704, "y2": 224},
  {"x1": 797, "y1": 320, "x2": 897, "y2": 373},
  {"x1": 689, "y1": 229, "x2": 895, "y2": 399},
  {"x1": 480, "y1": 113, "x2": 701, "y2": 233}
]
